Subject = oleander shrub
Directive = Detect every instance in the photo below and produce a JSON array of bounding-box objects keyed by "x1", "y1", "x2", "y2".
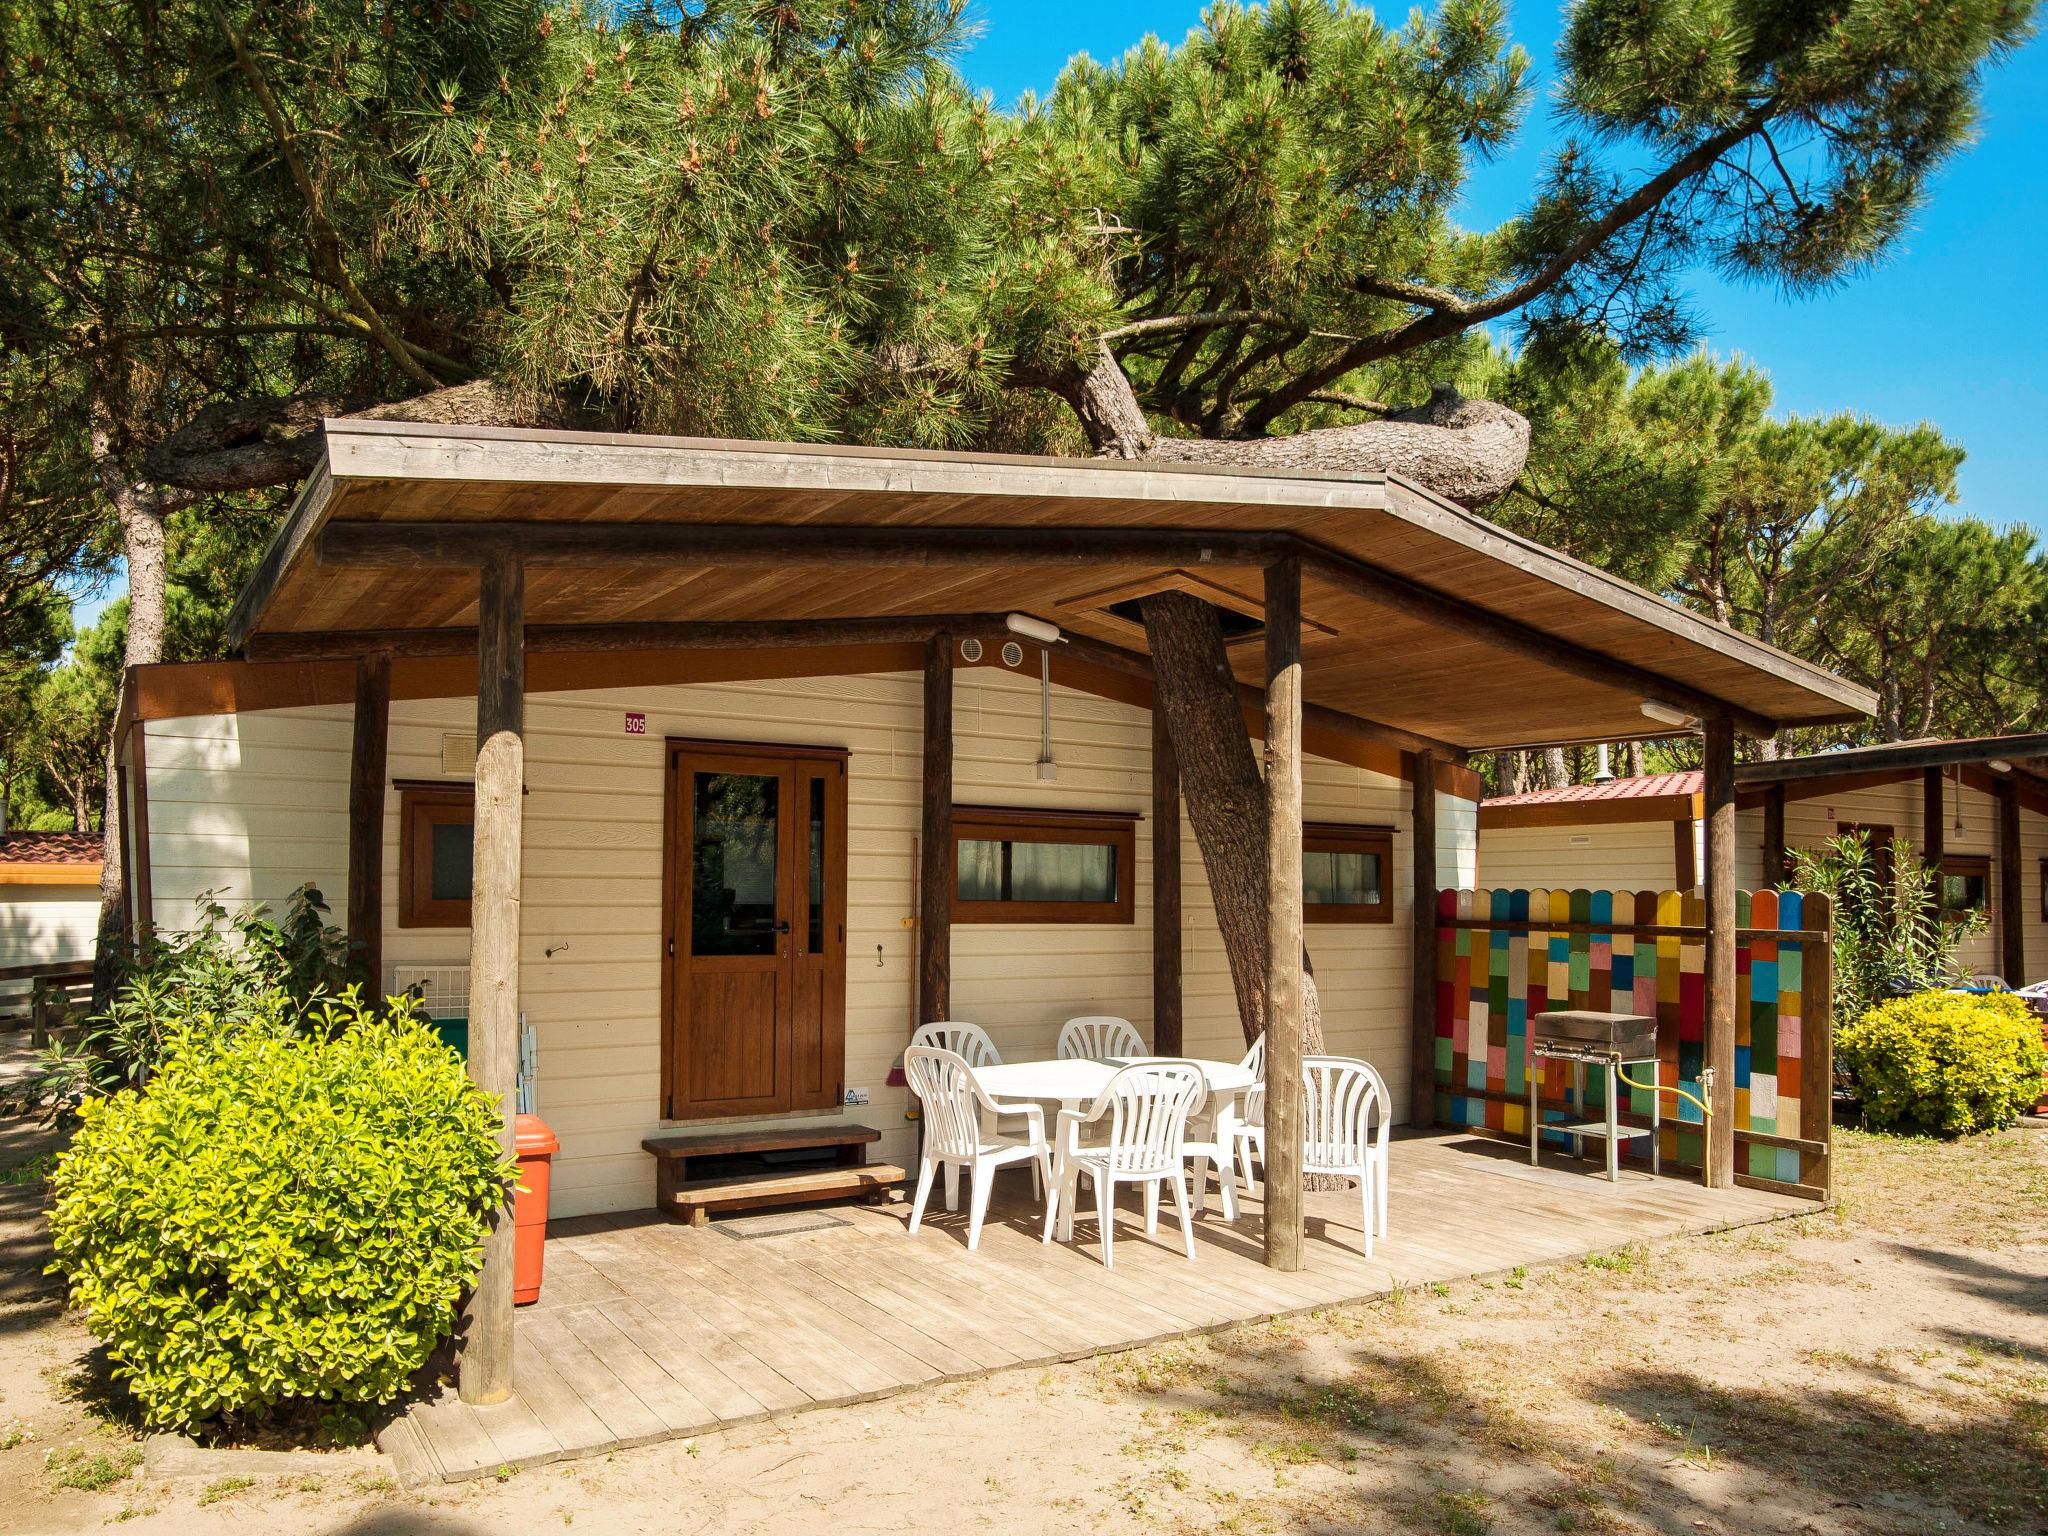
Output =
[
  {"x1": 1837, "y1": 990, "x2": 2045, "y2": 1137},
  {"x1": 48, "y1": 996, "x2": 513, "y2": 1431}
]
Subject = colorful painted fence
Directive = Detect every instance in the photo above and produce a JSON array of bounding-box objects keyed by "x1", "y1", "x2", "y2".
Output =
[{"x1": 1432, "y1": 888, "x2": 1834, "y2": 1196}]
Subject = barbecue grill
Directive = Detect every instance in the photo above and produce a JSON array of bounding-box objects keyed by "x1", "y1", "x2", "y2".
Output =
[{"x1": 1528, "y1": 1010, "x2": 1661, "y2": 1182}]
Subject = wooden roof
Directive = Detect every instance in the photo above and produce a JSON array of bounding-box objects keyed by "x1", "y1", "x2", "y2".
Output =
[{"x1": 227, "y1": 421, "x2": 1875, "y2": 753}]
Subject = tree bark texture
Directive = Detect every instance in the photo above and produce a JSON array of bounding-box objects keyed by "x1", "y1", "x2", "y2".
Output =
[
  {"x1": 1138, "y1": 592, "x2": 1327, "y2": 1057},
  {"x1": 919, "y1": 634, "x2": 953, "y2": 1024}
]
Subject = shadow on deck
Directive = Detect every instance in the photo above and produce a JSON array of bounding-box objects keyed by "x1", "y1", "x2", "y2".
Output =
[{"x1": 382, "y1": 1129, "x2": 1817, "y2": 1483}]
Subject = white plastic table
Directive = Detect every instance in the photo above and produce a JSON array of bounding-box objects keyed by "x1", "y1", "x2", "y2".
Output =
[{"x1": 976, "y1": 1056, "x2": 1257, "y2": 1218}]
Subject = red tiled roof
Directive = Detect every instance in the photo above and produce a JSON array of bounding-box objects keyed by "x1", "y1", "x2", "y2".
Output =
[
  {"x1": 0, "y1": 830, "x2": 105, "y2": 866},
  {"x1": 1485, "y1": 771, "x2": 1702, "y2": 809}
]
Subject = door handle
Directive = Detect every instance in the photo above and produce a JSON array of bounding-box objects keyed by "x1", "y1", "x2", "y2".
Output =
[{"x1": 774, "y1": 919, "x2": 792, "y2": 934}]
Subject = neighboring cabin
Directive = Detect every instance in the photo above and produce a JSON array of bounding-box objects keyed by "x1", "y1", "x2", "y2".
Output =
[
  {"x1": 1478, "y1": 735, "x2": 2048, "y2": 986},
  {"x1": 0, "y1": 829, "x2": 103, "y2": 972}
]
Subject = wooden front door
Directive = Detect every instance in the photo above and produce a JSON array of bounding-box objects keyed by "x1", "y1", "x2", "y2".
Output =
[{"x1": 664, "y1": 741, "x2": 847, "y2": 1119}]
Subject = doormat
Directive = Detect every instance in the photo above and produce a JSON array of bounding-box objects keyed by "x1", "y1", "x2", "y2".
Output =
[{"x1": 715, "y1": 1210, "x2": 852, "y2": 1241}]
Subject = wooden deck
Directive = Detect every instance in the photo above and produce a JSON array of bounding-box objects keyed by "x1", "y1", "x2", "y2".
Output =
[{"x1": 381, "y1": 1131, "x2": 1816, "y2": 1483}]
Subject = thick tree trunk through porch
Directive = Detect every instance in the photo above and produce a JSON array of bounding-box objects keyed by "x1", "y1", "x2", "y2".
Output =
[{"x1": 1136, "y1": 591, "x2": 1327, "y2": 1057}]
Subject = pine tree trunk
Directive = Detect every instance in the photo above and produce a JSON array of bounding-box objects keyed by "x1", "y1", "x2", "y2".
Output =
[
  {"x1": 1140, "y1": 590, "x2": 1340, "y2": 1186},
  {"x1": 88, "y1": 407, "x2": 175, "y2": 1008},
  {"x1": 1138, "y1": 591, "x2": 1340, "y2": 1145},
  {"x1": 1542, "y1": 747, "x2": 1569, "y2": 790},
  {"x1": 1625, "y1": 740, "x2": 1646, "y2": 777}
]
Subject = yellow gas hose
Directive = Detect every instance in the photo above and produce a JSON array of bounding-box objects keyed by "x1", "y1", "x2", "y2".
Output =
[{"x1": 1615, "y1": 1066, "x2": 1712, "y2": 1121}]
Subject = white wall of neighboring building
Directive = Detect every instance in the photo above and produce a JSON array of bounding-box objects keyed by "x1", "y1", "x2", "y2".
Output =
[
  {"x1": 137, "y1": 666, "x2": 1451, "y2": 1219},
  {"x1": 1478, "y1": 816, "x2": 1685, "y2": 893},
  {"x1": 0, "y1": 884, "x2": 101, "y2": 969}
]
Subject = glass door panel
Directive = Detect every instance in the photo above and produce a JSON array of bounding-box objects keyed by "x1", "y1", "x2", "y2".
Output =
[{"x1": 690, "y1": 771, "x2": 782, "y2": 957}]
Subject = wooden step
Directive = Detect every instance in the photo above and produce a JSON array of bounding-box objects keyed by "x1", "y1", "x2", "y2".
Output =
[
  {"x1": 659, "y1": 1163, "x2": 907, "y2": 1226},
  {"x1": 641, "y1": 1124, "x2": 879, "y2": 1159}
]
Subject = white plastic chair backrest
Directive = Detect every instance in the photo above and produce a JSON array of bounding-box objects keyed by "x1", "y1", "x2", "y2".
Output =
[
  {"x1": 1300, "y1": 1056, "x2": 1384, "y2": 1169},
  {"x1": 1240, "y1": 1032, "x2": 1266, "y2": 1079},
  {"x1": 911, "y1": 1021, "x2": 1002, "y2": 1070},
  {"x1": 904, "y1": 1047, "x2": 993, "y2": 1160},
  {"x1": 1058, "y1": 1015, "x2": 1145, "y2": 1060},
  {"x1": 1084, "y1": 1060, "x2": 1206, "y2": 1176}
]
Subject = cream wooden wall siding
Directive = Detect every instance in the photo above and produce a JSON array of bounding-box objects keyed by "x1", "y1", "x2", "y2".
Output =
[
  {"x1": 139, "y1": 711, "x2": 353, "y2": 921},
  {"x1": 2022, "y1": 800, "x2": 2048, "y2": 983},
  {"x1": 142, "y1": 670, "x2": 1438, "y2": 1218},
  {"x1": 1477, "y1": 819, "x2": 1684, "y2": 892},
  {"x1": 0, "y1": 886, "x2": 102, "y2": 970}
]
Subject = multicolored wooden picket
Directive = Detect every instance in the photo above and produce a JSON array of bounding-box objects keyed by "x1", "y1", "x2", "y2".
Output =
[{"x1": 1431, "y1": 888, "x2": 1834, "y2": 1195}]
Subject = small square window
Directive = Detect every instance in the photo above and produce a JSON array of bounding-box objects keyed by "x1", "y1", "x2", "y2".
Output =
[
  {"x1": 1304, "y1": 823, "x2": 1394, "y2": 924},
  {"x1": 1939, "y1": 854, "x2": 1991, "y2": 918},
  {"x1": 399, "y1": 782, "x2": 474, "y2": 928}
]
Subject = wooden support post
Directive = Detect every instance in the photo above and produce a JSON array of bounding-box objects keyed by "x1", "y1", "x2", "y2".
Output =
[
  {"x1": 1673, "y1": 816, "x2": 1697, "y2": 893},
  {"x1": 1800, "y1": 895, "x2": 1835, "y2": 1195},
  {"x1": 128, "y1": 724, "x2": 154, "y2": 951},
  {"x1": 30, "y1": 979, "x2": 49, "y2": 1051},
  {"x1": 1152, "y1": 704, "x2": 1182, "y2": 1056},
  {"x1": 1262, "y1": 558, "x2": 1305, "y2": 1272},
  {"x1": 1702, "y1": 715, "x2": 1737, "y2": 1190},
  {"x1": 348, "y1": 652, "x2": 391, "y2": 996},
  {"x1": 919, "y1": 634, "x2": 953, "y2": 1024},
  {"x1": 1998, "y1": 776, "x2": 2024, "y2": 984},
  {"x1": 459, "y1": 551, "x2": 524, "y2": 1407},
  {"x1": 1763, "y1": 784, "x2": 1787, "y2": 888},
  {"x1": 1922, "y1": 767, "x2": 1945, "y2": 911},
  {"x1": 1408, "y1": 750, "x2": 1437, "y2": 1128}
]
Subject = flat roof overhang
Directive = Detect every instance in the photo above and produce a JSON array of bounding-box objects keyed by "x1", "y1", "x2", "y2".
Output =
[{"x1": 225, "y1": 421, "x2": 1876, "y2": 754}]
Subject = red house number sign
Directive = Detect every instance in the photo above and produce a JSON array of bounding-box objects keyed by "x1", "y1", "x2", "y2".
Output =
[{"x1": 624, "y1": 711, "x2": 647, "y2": 735}]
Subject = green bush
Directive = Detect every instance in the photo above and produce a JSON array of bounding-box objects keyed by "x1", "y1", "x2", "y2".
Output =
[
  {"x1": 1837, "y1": 990, "x2": 2046, "y2": 1137},
  {"x1": 35, "y1": 885, "x2": 365, "y2": 1109},
  {"x1": 48, "y1": 996, "x2": 512, "y2": 1431}
]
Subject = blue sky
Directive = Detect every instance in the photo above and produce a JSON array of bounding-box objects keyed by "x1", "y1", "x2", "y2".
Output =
[{"x1": 956, "y1": 0, "x2": 2048, "y2": 535}]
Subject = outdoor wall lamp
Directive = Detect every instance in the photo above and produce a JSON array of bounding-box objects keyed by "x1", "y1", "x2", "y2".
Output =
[
  {"x1": 1004, "y1": 612, "x2": 1064, "y2": 645},
  {"x1": 1639, "y1": 699, "x2": 1695, "y2": 728}
]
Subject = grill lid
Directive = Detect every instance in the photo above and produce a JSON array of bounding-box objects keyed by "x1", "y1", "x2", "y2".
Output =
[{"x1": 1531, "y1": 1010, "x2": 1658, "y2": 1060}]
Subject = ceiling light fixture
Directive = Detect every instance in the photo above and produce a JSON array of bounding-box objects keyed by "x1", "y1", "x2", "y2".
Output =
[
  {"x1": 1004, "y1": 612, "x2": 1063, "y2": 645},
  {"x1": 1639, "y1": 699, "x2": 1694, "y2": 728}
]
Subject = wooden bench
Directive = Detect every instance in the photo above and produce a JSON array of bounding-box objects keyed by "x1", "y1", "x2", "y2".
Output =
[{"x1": 641, "y1": 1125, "x2": 905, "y2": 1226}]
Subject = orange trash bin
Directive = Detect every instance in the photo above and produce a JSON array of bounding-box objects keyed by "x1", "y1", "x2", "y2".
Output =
[{"x1": 512, "y1": 1114, "x2": 559, "y2": 1306}]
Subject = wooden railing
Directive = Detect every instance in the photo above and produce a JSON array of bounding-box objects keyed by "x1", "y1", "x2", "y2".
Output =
[
  {"x1": 0, "y1": 959, "x2": 95, "y2": 1047},
  {"x1": 1432, "y1": 888, "x2": 1835, "y2": 1199}
]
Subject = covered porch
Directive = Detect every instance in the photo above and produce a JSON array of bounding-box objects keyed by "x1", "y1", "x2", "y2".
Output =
[
  {"x1": 158, "y1": 419, "x2": 1873, "y2": 1434},
  {"x1": 382, "y1": 1129, "x2": 1814, "y2": 1484}
]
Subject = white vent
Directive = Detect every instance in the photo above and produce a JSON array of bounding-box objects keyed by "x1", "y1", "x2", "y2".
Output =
[
  {"x1": 393, "y1": 965, "x2": 469, "y2": 1019},
  {"x1": 439, "y1": 732, "x2": 477, "y2": 776}
]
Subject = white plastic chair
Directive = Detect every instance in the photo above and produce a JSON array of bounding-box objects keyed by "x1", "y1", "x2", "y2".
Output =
[
  {"x1": 910, "y1": 1021, "x2": 1003, "y2": 1069},
  {"x1": 1185, "y1": 1034, "x2": 1262, "y2": 1222},
  {"x1": 1232, "y1": 1079, "x2": 1265, "y2": 1195},
  {"x1": 1057, "y1": 1015, "x2": 1146, "y2": 1061},
  {"x1": 903, "y1": 1047, "x2": 1051, "y2": 1252},
  {"x1": 911, "y1": 1020, "x2": 1043, "y2": 1199},
  {"x1": 1300, "y1": 1056, "x2": 1391, "y2": 1255},
  {"x1": 1044, "y1": 1060, "x2": 1206, "y2": 1268}
]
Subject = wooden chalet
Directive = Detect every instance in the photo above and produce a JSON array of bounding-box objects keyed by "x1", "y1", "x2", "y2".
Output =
[{"x1": 108, "y1": 421, "x2": 1875, "y2": 1465}]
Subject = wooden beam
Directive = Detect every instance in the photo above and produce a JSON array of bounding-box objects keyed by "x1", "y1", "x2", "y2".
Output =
[
  {"x1": 1702, "y1": 715, "x2": 1737, "y2": 1190},
  {"x1": 1050, "y1": 627, "x2": 1465, "y2": 763},
  {"x1": 1923, "y1": 767, "x2": 1946, "y2": 881},
  {"x1": 1801, "y1": 893, "x2": 1835, "y2": 1194},
  {"x1": 1152, "y1": 706, "x2": 1182, "y2": 1056},
  {"x1": 245, "y1": 613, "x2": 1003, "y2": 663},
  {"x1": 1262, "y1": 557, "x2": 1305, "y2": 1273},
  {"x1": 1998, "y1": 776, "x2": 2025, "y2": 983},
  {"x1": 1674, "y1": 815, "x2": 1697, "y2": 893},
  {"x1": 1297, "y1": 552, "x2": 1778, "y2": 740},
  {"x1": 459, "y1": 550, "x2": 524, "y2": 1407},
  {"x1": 1408, "y1": 748, "x2": 1437, "y2": 1128},
  {"x1": 129, "y1": 724, "x2": 154, "y2": 947},
  {"x1": 1763, "y1": 783, "x2": 1787, "y2": 887},
  {"x1": 348, "y1": 653, "x2": 391, "y2": 994},
  {"x1": 919, "y1": 634, "x2": 953, "y2": 1024},
  {"x1": 317, "y1": 520, "x2": 1297, "y2": 570},
  {"x1": 1738, "y1": 732, "x2": 2048, "y2": 783}
]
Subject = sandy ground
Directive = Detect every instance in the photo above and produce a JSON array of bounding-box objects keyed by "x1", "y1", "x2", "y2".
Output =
[{"x1": 0, "y1": 1111, "x2": 2042, "y2": 1536}]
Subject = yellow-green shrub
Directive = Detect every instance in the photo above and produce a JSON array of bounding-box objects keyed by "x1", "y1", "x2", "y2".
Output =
[
  {"x1": 48, "y1": 997, "x2": 513, "y2": 1430},
  {"x1": 1837, "y1": 990, "x2": 2045, "y2": 1137}
]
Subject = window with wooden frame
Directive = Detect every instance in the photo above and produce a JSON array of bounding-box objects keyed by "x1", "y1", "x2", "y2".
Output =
[
  {"x1": 1939, "y1": 853, "x2": 1992, "y2": 919},
  {"x1": 2039, "y1": 857, "x2": 2048, "y2": 922},
  {"x1": 1303, "y1": 822, "x2": 1394, "y2": 924},
  {"x1": 398, "y1": 781, "x2": 475, "y2": 928},
  {"x1": 952, "y1": 806, "x2": 1137, "y2": 924}
]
